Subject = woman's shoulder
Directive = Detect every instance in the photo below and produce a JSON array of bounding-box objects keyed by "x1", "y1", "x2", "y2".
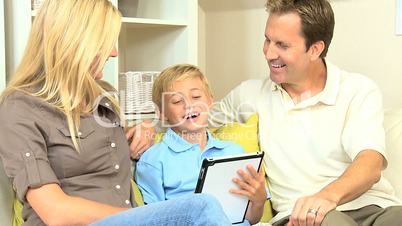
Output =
[
  {"x1": 1, "y1": 91, "x2": 42, "y2": 112},
  {"x1": 0, "y1": 90, "x2": 63, "y2": 122}
]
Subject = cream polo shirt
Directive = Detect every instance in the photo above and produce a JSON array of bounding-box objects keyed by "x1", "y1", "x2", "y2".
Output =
[{"x1": 210, "y1": 62, "x2": 401, "y2": 223}]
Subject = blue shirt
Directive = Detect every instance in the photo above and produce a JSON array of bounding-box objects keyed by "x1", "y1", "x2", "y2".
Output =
[{"x1": 135, "y1": 128, "x2": 245, "y2": 204}]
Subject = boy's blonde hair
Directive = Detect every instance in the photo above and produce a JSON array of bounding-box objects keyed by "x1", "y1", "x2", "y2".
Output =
[{"x1": 152, "y1": 64, "x2": 213, "y2": 109}]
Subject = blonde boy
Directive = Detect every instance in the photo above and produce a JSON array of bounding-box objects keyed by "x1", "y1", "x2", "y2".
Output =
[{"x1": 135, "y1": 64, "x2": 266, "y2": 225}]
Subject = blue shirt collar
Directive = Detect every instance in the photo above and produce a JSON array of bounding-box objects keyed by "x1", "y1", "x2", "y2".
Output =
[{"x1": 162, "y1": 128, "x2": 231, "y2": 153}]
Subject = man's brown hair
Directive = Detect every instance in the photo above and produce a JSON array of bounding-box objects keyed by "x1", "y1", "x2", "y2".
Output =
[{"x1": 266, "y1": 0, "x2": 335, "y2": 58}]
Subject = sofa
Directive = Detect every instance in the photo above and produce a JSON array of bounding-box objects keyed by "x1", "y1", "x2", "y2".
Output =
[{"x1": 1, "y1": 109, "x2": 401, "y2": 225}]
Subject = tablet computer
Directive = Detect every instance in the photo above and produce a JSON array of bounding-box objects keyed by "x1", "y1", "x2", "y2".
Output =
[{"x1": 194, "y1": 152, "x2": 264, "y2": 224}]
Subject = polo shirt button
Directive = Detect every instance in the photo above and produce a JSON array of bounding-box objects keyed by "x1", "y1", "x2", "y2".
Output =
[
  {"x1": 110, "y1": 142, "x2": 116, "y2": 148},
  {"x1": 105, "y1": 102, "x2": 110, "y2": 107},
  {"x1": 25, "y1": 153, "x2": 30, "y2": 157},
  {"x1": 125, "y1": 200, "x2": 130, "y2": 205},
  {"x1": 115, "y1": 185, "x2": 121, "y2": 189},
  {"x1": 114, "y1": 164, "x2": 120, "y2": 170},
  {"x1": 77, "y1": 131, "x2": 82, "y2": 137}
]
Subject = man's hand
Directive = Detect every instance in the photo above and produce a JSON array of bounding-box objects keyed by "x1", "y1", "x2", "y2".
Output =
[
  {"x1": 287, "y1": 150, "x2": 383, "y2": 226},
  {"x1": 287, "y1": 194, "x2": 337, "y2": 226},
  {"x1": 125, "y1": 121, "x2": 156, "y2": 160}
]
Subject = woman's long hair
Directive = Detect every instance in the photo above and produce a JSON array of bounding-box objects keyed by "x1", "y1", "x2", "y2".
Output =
[{"x1": 1, "y1": 0, "x2": 122, "y2": 151}]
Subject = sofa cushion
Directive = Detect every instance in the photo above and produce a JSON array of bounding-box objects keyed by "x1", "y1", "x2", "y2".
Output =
[
  {"x1": 13, "y1": 198, "x2": 22, "y2": 226},
  {"x1": 212, "y1": 113, "x2": 260, "y2": 153},
  {"x1": 383, "y1": 109, "x2": 402, "y2": 199}
]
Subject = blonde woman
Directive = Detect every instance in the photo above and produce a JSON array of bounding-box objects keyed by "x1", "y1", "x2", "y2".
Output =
[{"x1": 0, "y1": 0, "x2": 230, "y2": 225}]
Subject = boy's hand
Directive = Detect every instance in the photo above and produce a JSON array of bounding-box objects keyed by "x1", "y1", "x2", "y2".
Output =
[
  {"x1": 230, "y1": 164, "x2": 267, "y2": 206},
  {"x1": 125, "y1": 121, "x2": 156, "y2": 160}
]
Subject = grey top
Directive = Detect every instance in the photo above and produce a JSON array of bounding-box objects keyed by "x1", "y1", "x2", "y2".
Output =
[{"x1": 0, "y1": 90, "x2": 136, "y2": 226}]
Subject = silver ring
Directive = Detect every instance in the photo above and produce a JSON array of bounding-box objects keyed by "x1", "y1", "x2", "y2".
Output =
[{"x1": 307, "y1": 208, "x2": 318, "y2": 216}]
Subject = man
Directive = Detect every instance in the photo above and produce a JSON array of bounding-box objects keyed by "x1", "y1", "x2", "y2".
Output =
[{"x1": 209, "y1": 0, "x2": 402, "y2": 225}]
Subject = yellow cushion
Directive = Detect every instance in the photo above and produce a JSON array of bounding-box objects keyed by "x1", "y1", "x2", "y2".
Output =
[
  {"x1": 131, "y1": 179, "x2": 145, "y2": 206},
  {"x1": 13, "y1": 198, "x2": 23, "y2": 226},
  {"x1": 211, "y1": 114, "x2": 260, "y2": 153}
]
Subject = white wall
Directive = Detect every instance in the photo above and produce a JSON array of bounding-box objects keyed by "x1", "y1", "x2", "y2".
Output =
[
  {"x1": 0, "y1": 0, "x2": 6, "y2": 91},
  {"x1": 199, "y1": 0, "x2": 267, "y2": 100},
  {"x1": 4, "y1": 0, "x2": 31, "y2": 82},
  {"x1": 200, "y1": 0, "x2": 402, "y2": 108},
  {"x1": 328, "y1": 0, "x2": 402, "y2": 108}
]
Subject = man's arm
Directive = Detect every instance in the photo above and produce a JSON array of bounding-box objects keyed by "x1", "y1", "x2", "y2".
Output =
[
  {"x1": 27, "y1": 184, "x2": 128, "y2": 226},
  {"x1": 289, "y1": 80, "x2": 386, "y2": 226},
  {"x1": 288, "y1": 149, "x2": 384, "y2": 226},
  {"x1": 209, "y1": 80, "x2": 259, "y2": 127}
]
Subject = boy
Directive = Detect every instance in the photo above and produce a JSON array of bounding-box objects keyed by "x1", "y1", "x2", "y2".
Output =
[{"x1": 135, "y1": 64, "x2": 267, "y2": 225}]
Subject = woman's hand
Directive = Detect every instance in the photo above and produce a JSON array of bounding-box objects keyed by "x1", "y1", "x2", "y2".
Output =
[{"x1": 125, "y1": 120, "x2": 156, "y2": 160}]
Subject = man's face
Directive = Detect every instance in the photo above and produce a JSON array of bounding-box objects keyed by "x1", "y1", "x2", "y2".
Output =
[{"x1": 263, "y1": 12, "x2": 312, "y2": 85}]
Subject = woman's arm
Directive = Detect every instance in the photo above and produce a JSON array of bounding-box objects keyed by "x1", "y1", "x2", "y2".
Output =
[{"x1": 27, "y1": 183, "x2": 128, "y2": 226}]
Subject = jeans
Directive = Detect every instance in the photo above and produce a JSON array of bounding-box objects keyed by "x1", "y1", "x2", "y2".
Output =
[{"x1": 90, "y1": 194, "x2": 231, "y2": 226}]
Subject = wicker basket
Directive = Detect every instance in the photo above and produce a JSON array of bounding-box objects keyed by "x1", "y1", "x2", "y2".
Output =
[
  {"x1": 119, "y1": 71, "x2": 159, "y2": 117},
  {"x1": 32, "y1": 0, "x2": 45, "y2": 10}
]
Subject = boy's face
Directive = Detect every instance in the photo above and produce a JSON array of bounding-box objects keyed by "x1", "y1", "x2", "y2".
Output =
[{"x1": 161, "y1": 77, "x2": 213, "y2": 134}]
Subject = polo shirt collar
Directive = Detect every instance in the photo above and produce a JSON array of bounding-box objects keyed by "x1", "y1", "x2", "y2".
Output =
[
  {"x1": 163, "y1": 128, "x2": 231, "y2": 153},
  {"x1": 271, "y1": 82, "x2": 281, "y2": 91},
  {"x1": 205, "y1": 131, "x2": 231, "y2": 150},
  {"x1": 270, "y1": 60, "x2": 340, "y2": 107},
  {"x1": 318, "y1": 61, "x2": 340, "y2": 106}
]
